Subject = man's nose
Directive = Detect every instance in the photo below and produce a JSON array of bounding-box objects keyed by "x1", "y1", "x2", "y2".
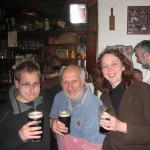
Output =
[
  {"x1": 29, "y1": 85, "x2": 34, "y2": 91},
  {"x1": 68, "y1": 82, "x2": 73, "y2": 89}
]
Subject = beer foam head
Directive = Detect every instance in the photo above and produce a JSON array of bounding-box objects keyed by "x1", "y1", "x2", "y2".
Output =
[
  {"x1": 59, "y1": 110, "x2": 70, "y2": 117},
  {"x1": 28, "y1": 111, "x2": 43, "y2": 119}
]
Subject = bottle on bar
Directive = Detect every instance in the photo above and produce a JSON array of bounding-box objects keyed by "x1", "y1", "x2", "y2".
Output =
[{"x1": 2, "y1": 10, "x2": 7, "y2": 31}]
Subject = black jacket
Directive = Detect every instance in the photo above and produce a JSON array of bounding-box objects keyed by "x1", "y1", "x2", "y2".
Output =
[{"x1": 0, "y1": 86, "x2": 51, "y2": 150}]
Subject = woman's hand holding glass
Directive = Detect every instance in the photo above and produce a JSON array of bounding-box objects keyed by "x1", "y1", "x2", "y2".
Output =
[{"x1": 100, "y1": 112, "x2": 127, "y2": 133}]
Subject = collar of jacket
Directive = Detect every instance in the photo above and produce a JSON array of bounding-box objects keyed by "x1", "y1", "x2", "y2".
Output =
[{"x1": 9, "y1": 85, "x2": 43, "y2": 114}]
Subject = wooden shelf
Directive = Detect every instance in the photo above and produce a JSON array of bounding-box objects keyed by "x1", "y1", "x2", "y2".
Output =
[{"x1": 47, "y1": 44, "x2": 78, "y2": 46}]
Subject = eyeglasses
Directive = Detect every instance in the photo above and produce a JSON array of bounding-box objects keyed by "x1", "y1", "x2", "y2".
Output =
[{"x1": 19, "y1": 82, "x2": 41, "y2": 89}]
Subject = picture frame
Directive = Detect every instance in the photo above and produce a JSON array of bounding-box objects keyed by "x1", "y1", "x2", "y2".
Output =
[
  {"x1": 127, "y1": 6, "x2": 150, "y2": 34},
  {"x1": 15, "y1": 54, "x2": 35, "y2": 66},
  {"x1": 106, "y1": 45, "x2": 134, "y2": 62},
  {"x1": 56, "y1": 49, "x2": 68, "y2": 59}
]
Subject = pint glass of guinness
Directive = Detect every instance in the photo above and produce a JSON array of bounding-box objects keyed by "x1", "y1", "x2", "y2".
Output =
[
  {"x1": 59, "y1": 109, "x2": 71, "y2": 134},
  {"x1": 98, "y1": 105, "x2": 111, "y2": 134},
  {"x1": 28, "y1": 111, "x2": 44, "y2": 142}
]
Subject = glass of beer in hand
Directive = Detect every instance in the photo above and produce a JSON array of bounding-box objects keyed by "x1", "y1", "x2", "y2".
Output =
[
  {"x1": 98, "y1": 105, "x2": 111, "y2": 134},
  {"x1": 28, "y1": 111, "x2": 44, "y2": 142},
  {"x1": 59, "y1": 109, "x2": 71, "y2": 134}
]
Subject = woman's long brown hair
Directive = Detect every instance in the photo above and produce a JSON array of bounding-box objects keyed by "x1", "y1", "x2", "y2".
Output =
[{"x1": 93, "y1": 49, "x2": 137, "y2": 92}]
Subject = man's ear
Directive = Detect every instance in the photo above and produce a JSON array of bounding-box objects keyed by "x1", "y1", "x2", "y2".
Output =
[
  {"x1": 143, "y1": 52, "x2": 150, "y2": 58},
  {"x1": 14, "y1": 80, "x2": 19, "y2": 89}
]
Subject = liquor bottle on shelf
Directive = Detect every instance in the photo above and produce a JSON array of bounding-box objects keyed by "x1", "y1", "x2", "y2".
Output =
[
  {"x1": 0, "y1": 9, "x2": 2, "y2": 31},
  {"x1": 8, "y1": 68, "x2": 14, "y2": 83},
  {"x1": 7, "y1": 18, "x2": 12, "y2": 31},
  {"x1": 2, "y1": 9, "x2": 7, "y2": 31},
  {"x1": 44, "y1": 18, "x2": 49, "y2": 31},
  {"x1": 0, "y1": 20, "x2": 2, "y2": 31},
  {"x1": 10, "y1": 18, "x2": 16, "y2": 31}
]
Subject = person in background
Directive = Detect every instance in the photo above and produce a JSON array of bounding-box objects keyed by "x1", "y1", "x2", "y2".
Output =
[
  {"x1": 134, "y1": 40, "x2": 150, "y2": 84},
  {"x1": 50, "y1": 65, "x2": 105, "y2": 150},
  {"x1": 134, "y1": 40, "x2": 150, "y2": 69},
  {"x1": 133, "y1": 68, "x2": 143, "y2": 81},
  {"x1": 0, "y1": 61, "x2": 51, "y2": 150},
  {"x1": 41, "y1": 55, "x2": 62, "y2": 90},
  {"x1": 41, "y1": 56, "x2": 63, "y2": 150},
  {"x1": 94, "y1": 49, "x2": 150, "y2": 150},
  {"x1": 41, "y1": 55, "x2": 62, "y2": 120}
]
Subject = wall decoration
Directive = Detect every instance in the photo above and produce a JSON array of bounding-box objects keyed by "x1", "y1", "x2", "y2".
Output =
[
  {"x1": 127, "y1": 6, "x2": 150, "y2": 34},
  {"x1": 56, "y1": 49, "x2": 68, "y2": 59},
  {"x1": 106, "y1": 45, "x2": 134, "y2": 62},
  {"x1": 15, "y1": 54, "x2": 35, "y2": 66},
  {"x1": 109, "y1": 7, "x2": 115, "y2": 30}
]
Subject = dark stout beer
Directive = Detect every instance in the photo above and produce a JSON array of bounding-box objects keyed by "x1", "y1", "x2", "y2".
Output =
[
  {"x1": 28, "y1": 111, "x2": 44, "y2": 142},
  {"x1": 98, "y1": 105, "x2": 111, "y2": 134},
  {"x1": 59, "y1": 110, "x2": 71, "y2": 134}
]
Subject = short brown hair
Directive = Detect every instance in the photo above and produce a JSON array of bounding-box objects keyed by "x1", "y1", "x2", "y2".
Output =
[{"x1": 15, "y1": 61, "x2": 41, "y2": 81}]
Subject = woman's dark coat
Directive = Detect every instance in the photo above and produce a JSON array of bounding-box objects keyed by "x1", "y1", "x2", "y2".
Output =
[{"x1": 101, "y1": 81, "x2": 150, "y2": 150}]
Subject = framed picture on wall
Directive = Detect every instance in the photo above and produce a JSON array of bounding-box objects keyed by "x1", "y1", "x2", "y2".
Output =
[
  {"x1": 127, "y1": 6, "x2": 150, "y2": 34},
  {"x1": 56, "y1": 49, "x2": 68, "y2": 59}
]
